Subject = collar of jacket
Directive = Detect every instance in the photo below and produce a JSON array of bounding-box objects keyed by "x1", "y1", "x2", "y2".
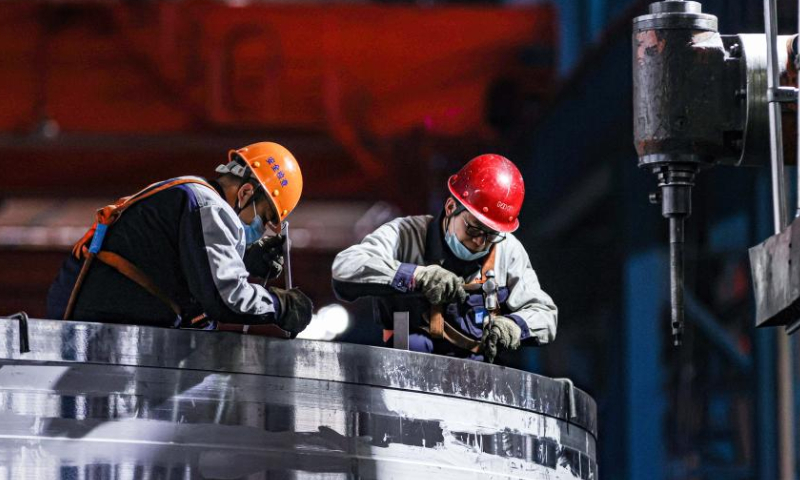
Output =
[{"x1": 424, "y1": 209, "x2": 484, "y2": 278}]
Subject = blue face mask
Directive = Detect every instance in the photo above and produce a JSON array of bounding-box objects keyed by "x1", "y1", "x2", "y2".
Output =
[
  {"x1": 445, "y1": 214, "x2": 490, "y2": 261},
  {"x1": 241, "y1": 202, "x2": 266, "y2": 246}
]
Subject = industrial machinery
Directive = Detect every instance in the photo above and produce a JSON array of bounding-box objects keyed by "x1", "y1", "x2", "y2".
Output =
[
  {"x1": 0, "y1": 317, "x2": 597, "y2": 479},
  {"x1": 632, "y1": 0, "x2": 798, "y2": 342},
  {"x1": 633, "y1": 0, "x2": 800, "y2": 476}
]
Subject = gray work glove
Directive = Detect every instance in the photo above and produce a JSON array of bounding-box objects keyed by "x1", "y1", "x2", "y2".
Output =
[
  {"x1": 413, "y1": 265, "x2": 468, "y2": 305},
  {"x1": 482, "y1": 316, "x2": 522, "y2": 364},
  {"x1": 269, "y1": 287, "x2": 314, "y2": 337},
  {"x1": 244, "y1": 235, "x2": 285, "y2": 280}
]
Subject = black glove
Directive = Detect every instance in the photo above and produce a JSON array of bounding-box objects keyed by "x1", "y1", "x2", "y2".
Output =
[
  {"x1": 269, "y1": 287, "x2": 314, "y2": 337},
  {"x1": 481, "y1": 316, "x2": 522, "y2": 364},
  {"x1": 413, "y1": 265, "x2": 468, "y2": 305},
  {"x1": 244, "y1": 235, "x2": 285, "y2": 280}
]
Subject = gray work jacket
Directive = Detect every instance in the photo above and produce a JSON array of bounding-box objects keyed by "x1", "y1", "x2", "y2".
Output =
[{"x1": 331, "y1": 214, "x2": 558, "y2": 344}]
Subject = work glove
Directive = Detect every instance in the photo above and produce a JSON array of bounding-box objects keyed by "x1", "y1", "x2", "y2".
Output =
[
  {"x1": 244, "y1": 235, "x2": 285, "y2": 280},
  {"x1": 482, "y1": 316, "x2": 522, "y2": 364},
  {"x1": 269, "y1": 287, "x2": 314, "y2": 337},
  {"x1": 413, "y1": 265, "x2": 468, "y2": 305}
]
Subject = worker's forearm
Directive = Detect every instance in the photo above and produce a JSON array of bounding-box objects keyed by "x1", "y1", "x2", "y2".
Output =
[
  {"x1": 508, "y1": 308, "x2": 557, "y2": 345},
  {"x1": 332, "y1": 262, "x2": 417, "y2": 301}
]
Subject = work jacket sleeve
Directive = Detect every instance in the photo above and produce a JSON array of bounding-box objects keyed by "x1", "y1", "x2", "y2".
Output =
[
  {"x1": 331, "y1": 218, "x2": 421, "y2": 301},
  {"x1": 503, "y1": 237, "x2": 558, "y2": 345},
  {"x1": 179, "y1": 199, "x2": 281, "y2": 325}
]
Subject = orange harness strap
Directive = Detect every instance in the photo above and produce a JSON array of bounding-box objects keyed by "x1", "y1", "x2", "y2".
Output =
[
  {"x1": 70, "y1": 178, "x2": 213, "y2": 259},
  {"x1": 441, "y1": 322, "x2": 484, "y2": 353},
  {"x1": 95, "y1": 249, "x2": 181, "y2": 316},
  {"x1": 63, "y1": 178, "x2": 214, "y2": 320}
]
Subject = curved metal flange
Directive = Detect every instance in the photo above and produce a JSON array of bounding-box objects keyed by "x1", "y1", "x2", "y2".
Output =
[
  {"x1": 0, "y1": 318, "x2": 597, "y2": 436},
  {"x1": 633, "y1": 14, "x2": 718, "y2": 32},
  {"x1": 0, "y1": 318, "x2": 598, "y2": 479}
]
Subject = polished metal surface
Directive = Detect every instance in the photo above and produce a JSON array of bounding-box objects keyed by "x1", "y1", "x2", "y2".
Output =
[
  {"x1": 633, "y1": 1, "x2": 717, "y2": 32},
  {"x1": 737, "y1": 34, "x2": 791, "y2": 167},
  {"x1": 0, "y1": 318, "x2": 598, "y2": 479},
  {"x1": 763, "y1": 0, "x2": 789, "y2": 234},
  {"x1": 749, "y1": 163, "x2": 800, "y2": 329},
  {"x1": 632, "y1": 2, "x2": 732, "y2": 169},
  {"x1": 391, "y1": 312, "x2": 409, "y2": 350}
]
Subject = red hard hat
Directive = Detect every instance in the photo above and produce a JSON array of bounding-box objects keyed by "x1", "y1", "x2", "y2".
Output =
[{"x1": 447, "y1": 154, "x2": 525, "y2": 233}]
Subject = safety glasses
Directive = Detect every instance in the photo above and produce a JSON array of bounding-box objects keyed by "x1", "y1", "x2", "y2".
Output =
[{"x1": 461, "y1": 216, "x2": 505, "y2": 243}]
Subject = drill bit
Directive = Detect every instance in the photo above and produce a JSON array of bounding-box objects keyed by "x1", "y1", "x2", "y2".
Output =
[{"x1": 670, "y1": 217, "x2": 684, "y2": 346}]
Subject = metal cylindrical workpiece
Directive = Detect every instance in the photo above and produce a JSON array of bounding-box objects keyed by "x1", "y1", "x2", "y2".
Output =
[{"x1": 0, "y1": 318, "x2": 598, "y2": 480}]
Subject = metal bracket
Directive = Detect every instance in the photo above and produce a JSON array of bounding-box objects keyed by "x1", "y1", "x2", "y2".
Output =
[
  {"x1": 554, "y1": 378, "x2": 578, "y2": 420},
  {"x1": 767, "y1": 86, "x2": 799, "y2": 103},
  {"x1": 393, "y1": 312, "x2": 410, "y2": 350},
  {"x1": 5, "y1": 312, "x2": 30, "y2": 354}
]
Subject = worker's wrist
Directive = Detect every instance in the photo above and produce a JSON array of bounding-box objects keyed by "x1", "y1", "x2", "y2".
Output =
[
  {"x1": 268, "y1": 291, "x2": 283, "y2": 320},
  {"x1": 390, "y1": 263, "x2": 417, "y2": 293},
  {"x1": 505, "y1": 314, "x2": 530, "y2": 341}
]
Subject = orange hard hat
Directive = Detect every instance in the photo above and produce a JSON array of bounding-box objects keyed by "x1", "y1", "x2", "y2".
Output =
[{"x1": 220, "y1": 142, "x2": 303, "y2": 222}]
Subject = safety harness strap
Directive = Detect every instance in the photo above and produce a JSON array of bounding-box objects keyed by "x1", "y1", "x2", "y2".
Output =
[
  {"x1": 95, "y1": 249, "x2": 181, "y2": 317},
  {"x1": 420, "y1": 246, "x2": 496, "y2": 353},
  {"x1": 429, "y1": 305, "x2": 446, "y2": 338},
  {"x1": 63, "y1": 178, "x2": 214, "y2": 320},
  {"x1": 71, "y1": 178, "x2": 213, "y2": 259},
  {"x1": 418, "y1": 322, "x2": 484, "y2": 353}
]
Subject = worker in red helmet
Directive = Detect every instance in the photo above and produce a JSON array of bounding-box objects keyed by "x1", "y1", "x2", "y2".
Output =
[{"x1": 332, "y1": 154, "x2": 557, "y2": 363}]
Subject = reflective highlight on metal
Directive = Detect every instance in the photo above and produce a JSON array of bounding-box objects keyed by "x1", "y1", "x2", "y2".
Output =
[
  {"x1": 738, "y1": 34, "x2": 792, "y2": 168},
  {"x1": 0, "y1": 318, "x2": 597, "y2": 479}
]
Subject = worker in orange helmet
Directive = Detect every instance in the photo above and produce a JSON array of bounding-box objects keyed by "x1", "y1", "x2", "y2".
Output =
[
  {"x1": 332, "y1": 154, "x2": 557, "y2": 363},
  {"x1": 46, "y1": 142, "x2": 313, "y2": 337}
]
